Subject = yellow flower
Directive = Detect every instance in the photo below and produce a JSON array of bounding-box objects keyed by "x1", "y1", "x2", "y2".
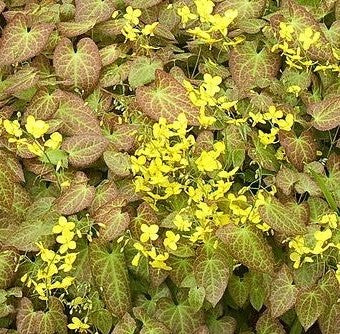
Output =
[
  {"x1": 148, "y1": 248, "x2": 172, "y2": 270},
  {"x1": 290, "y1": 251, "x2": 301, "y2": 269},
  {"x1": 314, "y1": 228, "x2": 332, "y2": 242},
  {"x1": 56, "y1": 229, "x2": 76, "y2": 254},
  {"x1": 25, "y1": 115, "x2": 49, "y2": 139},
  {"x1": 320, "y1": 213, "x2": 338, "y2": 229},
  {"x1": 123, "y1": 6, "x2": 141, "y2": 25},
  {"x1": 249, "y1": 112, "x2": 266, "y2": 125},
  {"x1": 198, "y1": 111, "x2": 216, "y2": 127},
  {"x1": 27, "y1": 142, "x2": 44, "y2": 157},
  {"x1": 298, "y1": 27, "x2": 320, "y2": 50},
  {"x1": 287, "y1": 85, "x2": 301, "y2": 97},
  {"x1": 279, "y1": 22, "x2": 294, "y2": 41},
  {"x1": 174, "y1": 214, "x2": 192, "y2": 231},
  {"x1": 122, "y1": 23, "x2": 139, "y2": 41},
  {"x1": 187, "y1": 27, "x2": 221, "y2": 45},
  {"x1": 142, "y1": 22, "x2": 159, "y2": 36},
  {"x1": 163, "y1": 231, "x2": 180, "y2": 250},
  {"x1": 195, "y1": 0, "x2": 214, "y2": 22},
  {"x1": 276, "y1": 114, "x2": 294, "y2": 131},
  {"x1": 202, "y1": 73, "x2": 222, "y2": 96},
  {"x1": 3, "y1": 119, "x2": 22, "y2": 137},
  {"x1": 44, "y1": 132, "x2": 62, "y2": 150},
  {"x1": 195, "y1": 142, "x2": 225, "y2": 172},
  {"x1": 131, "y1": 155, "x2": 146, "y2": 174},
  {"x1": 264, "y1": 106, "x2": 283, "y2": 121},
  {"x1": 209, "y1": 9, "x2": 238, "y2": 35},
  {"x1": 68, "y1": 317, "x2": 90, "y2": 331},
  {"x1": 140, "y1": 224, "x2": 159, "y2": 243},
  {"x1": 53, "y1": 216, "x2": 75, "y2": 234},
  {"x1": 258, "y1": 128, "x2": 278, "y2": 146},
  {"x1": 177, "y1": 6, "x2": 197, "y2": 26},
  {"x1": 59, "y1": 253, "x2": 77, "y2": 272}
]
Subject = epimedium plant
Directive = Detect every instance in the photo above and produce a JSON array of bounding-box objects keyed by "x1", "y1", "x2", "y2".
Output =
[{"x1": 0, "y1": 0, "x2": 339, "y2": 333}]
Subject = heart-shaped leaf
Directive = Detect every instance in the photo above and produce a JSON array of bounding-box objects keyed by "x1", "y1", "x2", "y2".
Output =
[
  {"x1": 318, "y1": 302, "x2": 340, "y2": 334},
  {"x1": 279, "y1": 130, "x2": 318, "y2": 171},
  {"x1": 217, "y1": 225, "x2": 275, "y2": 274},
  {"x1": 25, "y1": 89, "x2": 59, "y2": 120},
  {"x1": 259, "y1": 198, "x2": 309, "y2": 237},
  {"x1": 307, "y1": 96, "x2": 340, "y2": 131},
  {"x1": 229, "y1": 41, "x2": 280, "y2": 91},
  {"x1": 54, "y1": 38, "x2": 101, "y2": 93},
  {"x1": 62, "y1": 134, "x2": 109, "y2": 167},
  {"x1": 256, "y1": 311, "x2": 285, "y2": 334},
  {"x1": 0, "y1": 14, "x2": 53, "y2": 66},
  {"x1": 136, "y1": 70, "x2": 200, "y2": 125},
  {"x1": 0, "y1": 250, "x2": 18, "y2": 289}
]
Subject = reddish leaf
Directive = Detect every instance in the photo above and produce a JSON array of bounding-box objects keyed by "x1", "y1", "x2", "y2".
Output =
[
  {"x1": 136, "y1": 70, "x2": 200, "y2": 125},
  {"x1": 54, "y1": 90, "x2": 102, "y2": 135},
  {"x1": 53, "y1": 38, "x2": 101, "y2": 93},
  {"x1": 75, "y1": 0, "x2": 116, "y2": 23},
  {"x1": 307, "y1": 96, "x2": 340, "y2": 131},
  {"x1": 256, "y1": 311, "x2": 285, "y2": 334},
  {"x1": 0, "y1": 250, "x2": 18, "y2": 289},
  {"x1": 57, "y1": 20, "x2": 96, "y2": 38},
  {"x1": 125, "y1": 0, "x2": 162, "y2": 9},
  {"x1": 0, "y1": 14, "x2": 53, "y2": 66},
  {"x1": 269, "y1": 265, "x2": 297, "y2": 318},
  {"x1": 104, "y1": 151, "x2": 131, "y2": 177},
  {"x1": 229, "y1": 41, "x2": 280, "y2": 91},
  {"x1": 279, "y1": 130, "x2": 318, "y2": 171},
  {"x1": 25, "y1": 89, "x2": 59, "y2": 120},
  {"x1": 62, "y1": 134, "x2": 109, "y2": 168},
  {"x1": 55, "y1": 175, "x2": 95, "y2": 215}
]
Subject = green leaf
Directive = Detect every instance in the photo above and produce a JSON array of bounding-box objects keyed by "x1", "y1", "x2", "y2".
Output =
[
  {"x1": 295, "y1": 287, "x2": 327, "y2": 331},
  {"x1": 276, "y1": 167, "x2": 299, "y2": 196},
  {"x1": 55, "y1": 174, "x2": 95, "y2": 215},
  {"x1": 128, "y1": 56, "x2": 163, "y2": 89},
  {"x1": 307, "y1": 96, "x2": 340, "y2": 131},
  {"x1": 279, "y1": 130, "x2": 318, "y2": 171},
  {"x1": 0, "y1": 250, "x2": 18, "y2": 289},
  {"x1": 193, "y1": 243, "x2": 231, "y2": 307},
  {"x1": 227, "y1": 274, "x2": 249, "y2": 308},
  {"x1": 54, "y1": 90, "x2": 102, "y2": 135},
  {"x1": 53, "y1": 38, "x2": 101, "y2": 93},
  {"x1": 90, "y1": 242, "x2": 131, "y2": 317},
  {"x1": 62, "y1": 134, "x2": 109, "y2": 168},
  {"x1": 318, "y1": 270, "x2": 339, "y2": 305},
  {"x1": 103, "y1": 151, "x2": 131, "y2": 177},
  {"x1": 256, "y1": 311, "x2": 285, "y2": 334},
  {"x1": 246, "y1": 271, "x2": 270, "y2": 311},
  {"x1": 217, "y1": 225, "x2": 275, "y2": 274},
  {"x1": 259, "y1": 198, "x2": 309, "y2": 237},
  {"x1": 0, "y1": 14, "x2": 53, "y2": 66},
  {"x1": 269, "y1": 265, "x2": 297, "y2": 318},
  {"x1": 75, "y1": 0, "x2": 116, "y2": 23},
  {"x1": 99, "y1": 62, "x2": 130, "y2": 87},
  {"x1": 111, "y1": 312, "x2": 136, "y2": 334},
  {"x1": 206, "y1": 314, "x2": 237, "y2": 334},
  {"x1": 89, "y1": 309, "x2": 113, "y2": 334},
  {"x1": 99, "y1": 44, "x2": 123, "y2": 67},
  {"x1": 156, "y1": 298, "x2": 202, "y2": 334},
  {"x1": 188, "y1": 287, "x2": 206, "y2": 312},
  {"x1": 136, "y1": 70, "x2": 200, "y2": 125},
  {"x1": 229, "y1": 41, "x2": 280, "y2": 91}
]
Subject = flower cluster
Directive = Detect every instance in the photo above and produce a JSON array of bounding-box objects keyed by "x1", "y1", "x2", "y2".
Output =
[
  {"x1": 177, "y1": 0, "x2": 242, "y2": 48},
  {"x1": 21, "y1": 216, "x2": 78, "y2": 301},
  {"x1": 249, "y1": 105, "x2": 294, "y2": 146},
  {"x1": 288, "y1": 213, "x2": 339, "y2": 278},
  {"x1": 2, "y1": 115, "x2": 62, "y2": 161},
  {"x1": 120, "y1": 6, "x2": 159, "y2": 43},
  {"x1": 272, "y1": 22, "x2": 340, "y2": 73},
  {"x1": 183, "y1": 73, "x2": 238, "y2": 127},
  {"x1": 130, "y1": 114, "x2": 274, "y2": 270}
]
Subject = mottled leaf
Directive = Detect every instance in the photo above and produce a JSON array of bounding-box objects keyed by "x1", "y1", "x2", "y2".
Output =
[
  {"x1": 136, "y1": 70, "x2": 200, "y2": 125},
  {"x1": 256, "y1": 311, "x2": 285, "y2": 334},
  {"x1": 318, "y1": 302, "x2": 340, "y2": 334},
  {"x1": 90, "y1": 242, "x2": 131, "y2": 317},
  {"x1": 259, "y1": 198, "x2": 309, "y2": 237},
  {"x1": 112, "y1": 312, "x2": 136, "y2": 334},
  {"x1": 25, "y1": 89, "x2": 59, "y2": 120},
  {"x1": 269, "y1": 265, "x2": 297, "y2": 318},
  {"x1": 296, "y1": 287, "x2": 327, "y2": 331},
  {"x1": 229, "y1": 41, "x2": 280, "y2": 91},
  {"x1": 307, "y1": 96, "x2": 340, "y2": 131},
  {"x1": 217, "y1": 225, "x2": 274, "y2": 274},
  {"x1": 75, "y1": 0, "x2": 116, "y2": 23},
  {"x1": 125, "y1": 0, "x2": 162, "y2": 9},
  {"x1": 104, "y1": 151, "x2": 131, "y2": 177},
  {"x1": 54, "y1": 38, "x2": 101, "y2": 93},
  {"x1": 58, "y1": 20, "x2": 96, "y2": 38},
  {"x1": 0, "y1": 250, "x2": 18, "y2": 289},
  {"x1": 0, "y1": 14, "x2": 53, "y2": 66},
  {"x1": 62, "y1": 134, "x2": 109, "y2": 167}
]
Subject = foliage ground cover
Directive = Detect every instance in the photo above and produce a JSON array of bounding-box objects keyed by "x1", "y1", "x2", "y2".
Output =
[{"x1": 0, "y1": 0, "x2": 339, "y2": 333}]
